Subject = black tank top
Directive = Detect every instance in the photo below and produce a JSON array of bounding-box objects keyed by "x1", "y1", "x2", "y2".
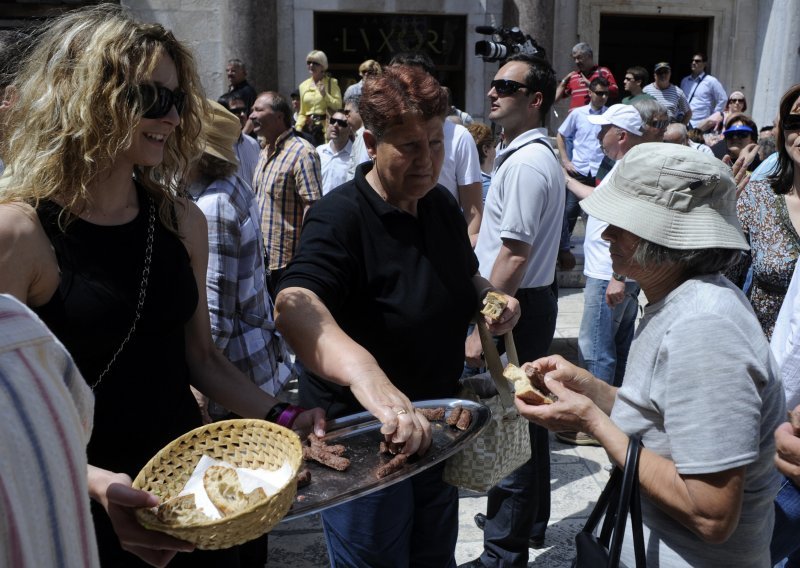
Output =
[{"x1": 33, "y1": 186, "x2": 202, "y2": 477}]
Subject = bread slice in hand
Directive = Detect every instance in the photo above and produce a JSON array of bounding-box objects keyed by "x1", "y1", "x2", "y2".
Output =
[
  {"x1": 480, "y1": 291, "x2": 507, "y2": 322},
  {"x1": 503, "y1": 363, "x2": 555, "y2": 405},
  {"x1": 203, "y1": 465, "x2": 260, "y2": 517}
]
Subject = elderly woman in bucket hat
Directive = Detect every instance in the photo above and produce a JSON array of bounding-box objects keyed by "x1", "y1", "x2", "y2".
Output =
[{"x1": 516, "y1": 143, "x2": 784, "y2": 567}]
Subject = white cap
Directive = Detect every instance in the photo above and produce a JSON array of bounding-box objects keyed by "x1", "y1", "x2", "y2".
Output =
[{"x1": 587, "y1": 104, "x2": 643, "y2": 136}]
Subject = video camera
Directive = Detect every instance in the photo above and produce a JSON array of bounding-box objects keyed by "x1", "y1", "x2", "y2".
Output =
[{"x1": 474, "y1": 25, "x2": 545, "y2": 63}]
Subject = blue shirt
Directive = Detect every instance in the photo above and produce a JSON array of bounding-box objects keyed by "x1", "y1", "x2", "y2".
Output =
[
  {"x1": 557, "y1": 103, "x2": 606, "y2": 177},
  {"x1": 680, "y1": 72, "x2": 727, "y2": 126}
]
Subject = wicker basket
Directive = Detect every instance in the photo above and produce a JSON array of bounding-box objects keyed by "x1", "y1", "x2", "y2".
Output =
[{"x1": 132, "y1": 419, "x2": 302, "y2": 549}]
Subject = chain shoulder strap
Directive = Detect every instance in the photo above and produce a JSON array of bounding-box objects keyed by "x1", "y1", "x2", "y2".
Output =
[{"x1": 91, "y1": 195, "x2": 156, "y2": 390}]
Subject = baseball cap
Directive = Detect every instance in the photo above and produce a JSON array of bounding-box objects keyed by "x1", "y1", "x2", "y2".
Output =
[
  {"x1": 654, "y1": 62, "x2": 671, "y2": 72},
  {"x1": 587, "y1": 104, "x2": 643, "y2": 135},
  {"x1": 579, "y1": 143, "x2": 748, "y2": 251}
]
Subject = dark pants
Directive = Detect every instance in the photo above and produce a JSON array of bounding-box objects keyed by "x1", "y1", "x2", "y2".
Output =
[
  {"x1": 559, "y1": 171, "x2": 594, "y2": 252},
  {"x1": 480, "y1": 284, "x2": 558, "y2": 567},
  {"x1": 321, "y1": 463, "x2": 458, "y2": 567}
]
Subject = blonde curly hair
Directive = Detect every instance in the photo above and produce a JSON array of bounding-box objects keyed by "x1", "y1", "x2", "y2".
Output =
[{"x1": 0, "y1": 4, "x2": 205, "y2": 232}]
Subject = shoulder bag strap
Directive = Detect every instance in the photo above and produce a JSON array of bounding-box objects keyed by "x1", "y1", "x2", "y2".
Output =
[
  {"x1": 607, "y1": 434, "x2": 646, "y2": 567},
  {"x1": 476, "y1": 318, "x2": 517, "y2": 412},
  {"x1": 494, "y1": 137, "x2": 556, "y2": 172},
  {"x1": 687, "y1": 74, "x2": 706, "y2": 103}
]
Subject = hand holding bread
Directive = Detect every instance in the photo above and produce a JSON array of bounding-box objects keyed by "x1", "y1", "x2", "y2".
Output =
[{"x1": 503, "y1": 363, "x2": 556, "y2": 405}]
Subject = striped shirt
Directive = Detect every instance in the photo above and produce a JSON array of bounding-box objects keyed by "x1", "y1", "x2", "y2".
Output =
[
  {"x1": 643, "y1": 83, "x2": 691, "y2": 122},
  {"x1": 253, "y1": 129, "x2": 322, "y2": 270},
  {"x1": 189, "y1": 175, "x2": 284, "y2": 407},
  {"x1": 0, "y1": 294, "x2": 99, "y2": 568}
]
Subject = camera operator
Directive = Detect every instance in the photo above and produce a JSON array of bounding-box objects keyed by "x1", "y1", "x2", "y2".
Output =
[{"x1": 555, "y1": 42, "x2": 619, "y2": 112}]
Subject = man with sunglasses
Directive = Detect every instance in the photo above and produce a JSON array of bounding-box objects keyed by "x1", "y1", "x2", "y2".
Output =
[
  {"x1": 555, "y1": 77, "x2": 610, "y2": 270},
  {"x1": 680, "y1": 53, "x2": 727, "y2": 132},
  {"x1": 316, "y1": 110, "x2": 352, "y2": 195},
  {"x1": 464, "y1": 53, "x2": 564, "y2": 568},
  {"x1": 644, "y1": 62, "x2": 692, "y2": 125}
]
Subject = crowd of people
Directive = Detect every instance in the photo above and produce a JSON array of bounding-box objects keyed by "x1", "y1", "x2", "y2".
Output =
[{"x1": 1, "y1": 4, "x2": 799, "y2": 568}]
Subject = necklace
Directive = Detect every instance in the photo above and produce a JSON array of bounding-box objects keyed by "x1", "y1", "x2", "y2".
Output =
[{"x1": 91, "y1": 195, "x2": 156, "y2": 390}]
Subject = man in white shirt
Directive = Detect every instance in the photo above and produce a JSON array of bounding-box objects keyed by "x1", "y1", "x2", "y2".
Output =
[
  {"x1": 316, "y1": 110, "x2": 352, "y2": 195},
  {"x1": 344, "y1": 96, "x2": 369, "y2": 181},
  {"x1": 464, "y1": 53, "x2": 565, "y2": 568},
  {"x1": 680, "y1": 53, "x2": 727, "y2": 132}
]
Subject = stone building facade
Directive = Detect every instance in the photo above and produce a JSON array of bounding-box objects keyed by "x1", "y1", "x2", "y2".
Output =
[{"x1": 2, "y1": 0, "x2": 799, "y2": 131}]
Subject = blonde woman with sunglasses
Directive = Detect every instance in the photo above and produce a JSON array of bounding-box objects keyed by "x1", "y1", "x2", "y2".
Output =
[{"x1": 0, "y1": 6, "x2": 324, "y2": 566}]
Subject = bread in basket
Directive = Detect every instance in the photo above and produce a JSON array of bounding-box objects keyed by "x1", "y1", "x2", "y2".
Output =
[{"x1": 133, "y1": 419, "x2": 302, "y2": 549}]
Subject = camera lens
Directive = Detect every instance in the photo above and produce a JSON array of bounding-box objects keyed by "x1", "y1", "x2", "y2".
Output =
[{"x1": 475, "y1": 40, "x2": 508, "y2": 62}]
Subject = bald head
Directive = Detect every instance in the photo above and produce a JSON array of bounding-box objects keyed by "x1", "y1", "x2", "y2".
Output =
[{"x1": 663, "y1": 123, "x2": 689, "y2": 146}]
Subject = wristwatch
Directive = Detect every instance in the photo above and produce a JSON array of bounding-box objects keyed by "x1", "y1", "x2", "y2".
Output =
[{"x1": 611, "y1": 272, "x2": 626, "y2": 282}]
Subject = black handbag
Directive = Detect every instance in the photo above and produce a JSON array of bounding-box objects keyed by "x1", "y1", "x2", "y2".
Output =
[{"x1": 573, "y1": 434, "x2": 646, "y2": 568}]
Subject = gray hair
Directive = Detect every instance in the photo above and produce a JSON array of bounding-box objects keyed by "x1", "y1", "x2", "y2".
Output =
[
  {"x1": 227, "y1": 58, "x2": 246, "y2": 71},
  {"x1": 664, "y1": 123, "x2": 688, "y2": 145},
  {"x1": 632, "y1": 239, "x2": 741, "y2": 277},
  {"x1": 572, "y1": 42, "x2": 593, "y2": 58},
  {"x1": 630, "y1": 97, "x2": 667, "y2": 124},
  {"x1": 344, "y1": 94, "x2": 360, "y2": 111}
]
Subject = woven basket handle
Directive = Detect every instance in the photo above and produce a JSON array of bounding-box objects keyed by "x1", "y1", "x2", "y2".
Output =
[{"x1": 476, "y1": 317, "x2": 518, "y2": 411}]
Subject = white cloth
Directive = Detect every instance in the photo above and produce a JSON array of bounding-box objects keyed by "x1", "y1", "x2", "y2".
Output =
[
  {"x1": 0, "y1": 294, "x2": 99, "y2": 568},
  {"x1": 474, "y1": 128, "x2": 565, "y2": 288},
  {"x1": 689, "y1": 140, "x2": 715, "y2": 155},
  {"x1": 557, "y1": 103, "x2": 606, "y2": 176},
  {"x1": 346, "y1": 126, "x2": 369, "y2": 181},
  {"x1": 680, "y1": 72, "x2": 727, "y2": 127},
  {"x1": 235, "y1": 133, "x2": 261, "y2": 188},
  {"x1": 583, "y1": 162, "x2": 618, "y2": 280},
  {"x1": 772, "y1": 263, "x2": 800, "y2": 411},
  {"x1": 437, "y1": 120, "x2": 483, "y2": 202},
  {"x1": 612, "y1": 274, "x2": 783, "y2": 567},
  {"x1": 316, "y1": 139, "x2": 353, "y2": 195}
]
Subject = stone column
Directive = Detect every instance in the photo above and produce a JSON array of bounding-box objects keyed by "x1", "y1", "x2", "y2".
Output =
[
  {"x1": 221, "y1": 0, "x2": 277, "y2": 95},
  {"x1": 752, "y1": 0, "x2": 800, "y2": 129},
  {"x1": 503, "y1": 0, "x2": 554, "y2": 61}
]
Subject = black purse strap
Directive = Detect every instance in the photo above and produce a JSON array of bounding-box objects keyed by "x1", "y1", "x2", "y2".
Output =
[{"x1": 582, "y1": 434, "x2": 646, "y2": 567}]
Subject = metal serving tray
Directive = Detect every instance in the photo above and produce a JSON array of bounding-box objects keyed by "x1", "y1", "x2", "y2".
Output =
[{"x1": 282, "y1": 398, "x2": 490, "y2": 520}]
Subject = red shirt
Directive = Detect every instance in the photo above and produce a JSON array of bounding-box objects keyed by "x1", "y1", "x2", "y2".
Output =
[{"x1": 563, "y1": 65, "x2": 619, "y2": 111}]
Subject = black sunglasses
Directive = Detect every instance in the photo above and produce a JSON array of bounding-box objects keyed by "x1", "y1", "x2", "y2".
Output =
[
  {"x1": 725, "y1": 131, "x2": 751, "y2": 140},
  {"x1": 329, "y1": 118, "x2": 349, "y2": 127},
  {"x1": 783, "y1": 114, "x2": 800, "y2": 131},
  {"x1": 228, "y1": 107, "x2": 248, "y2": 115},
  {"x1": 307, "y1": 60, "x2": 321, "y2": 66},
  {"x1": 648, "y1": 119, "x2": 669, "y2": 130},
  {"x1": 140, "y1": 85, "x2": 186, "y2": 119},
  {"x1": 491, "y1": 79, "x2": 529, "y2": 96},
  {"x1": 728, "y1": 98, "x2": 745, "y2": 104},
  {"x1": 591, "y1": 90, "x2": 609, "y2": 97}
]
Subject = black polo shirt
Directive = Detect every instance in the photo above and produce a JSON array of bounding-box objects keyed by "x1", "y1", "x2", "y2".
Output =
[{"x1": 279, "y1": 163, "x2": 479, "y2": 418}]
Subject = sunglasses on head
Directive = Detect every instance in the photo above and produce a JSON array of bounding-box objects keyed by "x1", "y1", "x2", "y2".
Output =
[
  {"x1": 491, "y1": 79, "x2": 529, "y2": 96},
  {"x1": 329, "y1": 118, "x2": 349, "y2": 127},
  {"x1": 139, "y1": 85, "x2": 186, "y2": 119},
  {"x1": 782, "y1": 114, "x2": 800, "y2": 131},
  {"x1": 648, "y1": 119, "x2": 669, "y2": 130}
]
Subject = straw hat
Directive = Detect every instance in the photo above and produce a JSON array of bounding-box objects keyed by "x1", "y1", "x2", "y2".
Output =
[
  {"x1": 579, "y1": 142, "x2": 749, "y2": 251},
  {"x1": 203, "y1": 99, "x2": 241, "y2": 165}
]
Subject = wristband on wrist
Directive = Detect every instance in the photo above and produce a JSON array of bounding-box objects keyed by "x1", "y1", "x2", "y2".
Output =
[
  {"x1": 276, "y1": 404, "x2": 306, "y2": 429},
  {"x1": 265, "y1": 402, "x2": 289, "y2": 423},
  {"x1": 611, "y1": 272, "x2": 626, "y2": 282}
]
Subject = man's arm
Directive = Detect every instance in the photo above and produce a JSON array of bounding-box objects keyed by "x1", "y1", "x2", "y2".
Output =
[
  {"x1": 602, "y1": 68, "x2": 620, "y2": 101},
  {"x1": 555, "y1": 72, "x2": 573, "y2": 102}
]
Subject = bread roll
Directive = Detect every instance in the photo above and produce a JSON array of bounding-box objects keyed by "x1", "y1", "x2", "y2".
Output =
[
  {"x1": 480, "y1": 291, "x2": 507, "y2": 322},
  {"x1": 203, "y1": 465, "x2": 266, "y2": 516},
  {"x1": 503, "y1": 363, "x2": 555, "y2": 405},
  {"x1": 156, "y1": 493, "x2": 210, "y2": 525}
]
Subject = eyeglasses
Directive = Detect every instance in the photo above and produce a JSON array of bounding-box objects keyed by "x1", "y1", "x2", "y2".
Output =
[
  {"x1": 307, "y1": 60, "x2": 321, "y2": 67},
  {"x1": 782, "y1": 114, "x2": 800, "y2": 131},
  {"x1": 648, "y1": 119, "x2": 669, "y2": 130},
  {"x1": 490, "y1": 79, "x2": 529, "y2": 96},
  {"x1": 329, "y1": 118, "x2": 349, "y2": 127},
  {"x1": 139, "y1": 85, "x2": 185, "y2": 119},
  {"x1": 591, "y1": 90, "x2": 609, "y2": 97},
  {"x1": 728, "y1": 98, "x2": 745, "y2": 104}
]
